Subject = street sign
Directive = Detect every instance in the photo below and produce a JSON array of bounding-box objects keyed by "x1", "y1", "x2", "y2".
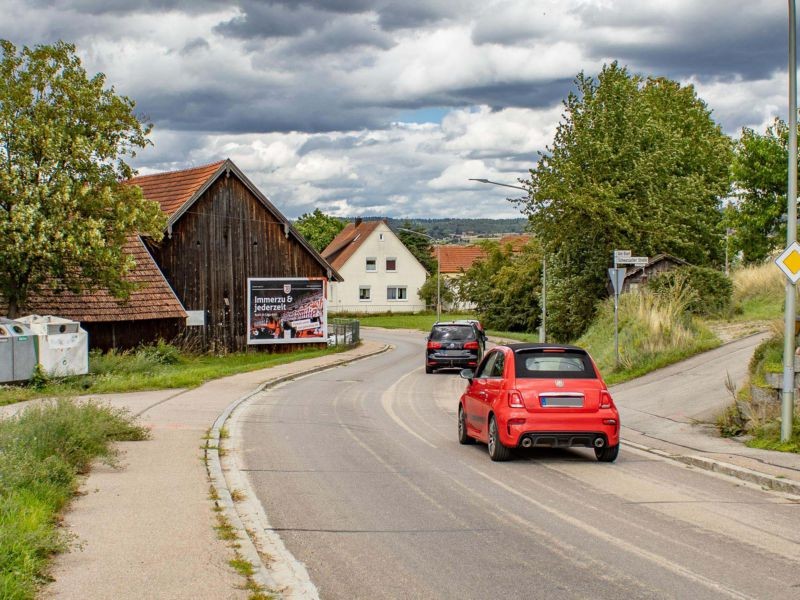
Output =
[
  {"x1": 614, "y1": 250, "x2": 631, "y2": 260},
  {"x1": 617, "y1": 255, "x2": 648, "y2": 266},
  {"x1": 776, "y1": 241, "x2": 800, "y2": 283},
  {"x1": 608, "y1": 268, "x2": 626, "y2": 295}
]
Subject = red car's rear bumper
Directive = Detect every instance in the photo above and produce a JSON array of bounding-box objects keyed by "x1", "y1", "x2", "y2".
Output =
[{"x1": 499, "y1": 409, "x2": 620, "y2": 448}]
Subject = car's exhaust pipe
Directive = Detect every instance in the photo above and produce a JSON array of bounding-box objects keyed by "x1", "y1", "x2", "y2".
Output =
[
  {"x1": 521, "y1": 437, "x2": 532, "y2": 448},
  {"x1": 594, "y1": 437, "x2": 605, "y2": 448}
]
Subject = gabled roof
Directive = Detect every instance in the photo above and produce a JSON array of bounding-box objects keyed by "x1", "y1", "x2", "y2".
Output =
[
  {"x1": 436, "y1": 245, "x2": 487, "y2": 273},
  {"x1": 128, "y1": 160, "x2": 225, "y2": 216},
  {"x1": 623, "y1": 253, "x2": 689, "y2": 280},
  {"x1": 322, "y1": 220, "x2": 384, "y2": 271},
  {"x1": 129, "y1": 159, "x2": 341, "y2": 281},
  {"x1": 3, "y1": 236, "x2": 186, "y2": 323}
]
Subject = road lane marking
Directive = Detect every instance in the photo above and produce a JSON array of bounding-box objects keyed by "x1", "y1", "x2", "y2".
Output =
[
  {"x1": 466, "y1": 465, "x2": 757, "y2": 600},
  {"x1": 380, "y1": 368, "x2": 438, "y2": 449}
]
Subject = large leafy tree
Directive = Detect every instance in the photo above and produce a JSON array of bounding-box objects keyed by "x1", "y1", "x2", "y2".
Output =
[
  {"x1": 519, "y1": 62, "x2": 732, "y2": 340},
  {"x1": 294, "y1": 208, "x2": 346, "y2": 252},
  {"x1": 0, "y1": 40, "x2": 165, "y2": 317},
  {"x1": 457, "y1": 239, "x2": 542, "y2": 332},
  {"x1": 728, "y1": 118, "x2": 795, "y2": 263}
]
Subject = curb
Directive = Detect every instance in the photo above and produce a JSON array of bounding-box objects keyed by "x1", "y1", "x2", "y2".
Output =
[
  {"x1": 205, "y1": 343, "x2": 392, "y2": 596},
  {"x1": 622, "y1": 439, "x2": 800, "y2": 496}
]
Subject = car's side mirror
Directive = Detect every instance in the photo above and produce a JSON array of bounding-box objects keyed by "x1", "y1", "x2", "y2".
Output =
[{"x1": 460, "y1": 368, "x2": 474, "y2": 382}]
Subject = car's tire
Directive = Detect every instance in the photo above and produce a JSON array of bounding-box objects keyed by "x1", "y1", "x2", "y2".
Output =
[
  {"x1": 487, "y1": 415, "x2": 511, "y2": 462},
  {"x1": 458, "y1": 405, "x2": 475, "y2": 445},
  {"x1": 595, "y1": 443, "x2": 619, "y2": 463},
  {"x1": 425, "y1": 365, "x2": 434, "y2": 374}
]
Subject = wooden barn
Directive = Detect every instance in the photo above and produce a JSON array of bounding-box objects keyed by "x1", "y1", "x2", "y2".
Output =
[{"x1": 132, "y1": 159, "x2": 341, "y2": 352}]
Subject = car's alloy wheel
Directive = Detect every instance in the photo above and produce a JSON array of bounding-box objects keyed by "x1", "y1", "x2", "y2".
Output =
[
  {"x1": 487, "y1": 416, "x2": 511, "y2": 462},
  {"x1": 595, "y1": 443, "x2": 619, "y2": 463},
  {"x1": 458, "y1": 405, "x2": 474, "y2": 445}
]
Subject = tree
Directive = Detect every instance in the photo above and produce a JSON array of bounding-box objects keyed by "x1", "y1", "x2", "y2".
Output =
[
  {"x1": 417, "y1": 273, "x2": 454, "y2": 310},
  {"x1": 0, "y1": 40, "x2": 165, "y2": 317},
  {"x1": 519, "y1": 62, "x2": 732, "y2": 340},
  {"x1": 395, "y1": 220, "x2": 437, "y2": 274},
  {"x1": 457, "y1": 239, "x2": 542, "y2": 332},
  {"x1": 728, "y1": 119, "x2": 795, "y2": 263},
  {"x1": 294, "y1": 208, "x2": 346, "y2": 252}
]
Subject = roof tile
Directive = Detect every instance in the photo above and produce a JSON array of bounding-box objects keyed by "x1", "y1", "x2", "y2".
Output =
[{"x1": 128, "y1": 160, "x2": 225, "y2": 216}]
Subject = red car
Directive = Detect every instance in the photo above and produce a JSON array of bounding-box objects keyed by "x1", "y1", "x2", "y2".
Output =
[{"x1": 458, "y1": 343, "x2": 620, "y2": 462}]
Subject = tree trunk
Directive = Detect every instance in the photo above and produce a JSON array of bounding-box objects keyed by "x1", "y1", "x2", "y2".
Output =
[{"x1": 7, "y1": 296, "x2": 18, "y2": 319}]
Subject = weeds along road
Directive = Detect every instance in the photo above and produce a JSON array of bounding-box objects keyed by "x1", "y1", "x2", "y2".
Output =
[{"x1": 232, "y1": 328, "x2": 800, "y2": 599}]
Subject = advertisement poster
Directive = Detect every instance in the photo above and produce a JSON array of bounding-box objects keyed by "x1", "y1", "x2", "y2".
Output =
[{"x1": 247, "y1": 278, "x2": 327, "y2": 345}]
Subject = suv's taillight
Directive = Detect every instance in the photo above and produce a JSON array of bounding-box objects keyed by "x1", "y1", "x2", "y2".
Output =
[
  {"x1": 600, "y1": 390, "x2": 615, "y2": 409},
  {"x1": 464, "y1": 341, "x2": 479, "y2": 350},
  {"x1": 427, "y1": 341, "x2": 442, "y2": 349},
  {"x1": 508, "y1": 390, "x2": 525, "y2": 408}
]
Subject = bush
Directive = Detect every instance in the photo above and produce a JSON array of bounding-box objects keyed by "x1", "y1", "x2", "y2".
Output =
[{"x1": 647, "y1": 266, "x2": 732, "y2": 316}]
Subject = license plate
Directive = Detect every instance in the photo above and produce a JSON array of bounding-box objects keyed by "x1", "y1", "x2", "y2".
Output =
[{"x1": 540, "y1": 396, "x2": 583, "y2": 408}]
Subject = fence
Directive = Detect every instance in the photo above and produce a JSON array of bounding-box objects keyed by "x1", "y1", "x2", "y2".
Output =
[{"x1": 328, "y1": 318, "x2": 360, "y2": 347}]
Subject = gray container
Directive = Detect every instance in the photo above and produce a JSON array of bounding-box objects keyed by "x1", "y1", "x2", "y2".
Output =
[{"x1": 0, "y1": 318, "x2": 37, "y2": 383}]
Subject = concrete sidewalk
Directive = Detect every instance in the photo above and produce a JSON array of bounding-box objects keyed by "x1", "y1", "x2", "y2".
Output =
[
  {"x1": 612, "y1": 332, "x2": 800, "y2": 495},
  {"x1": 0, "y1": 341, "x2": 386, "y2": 600}
]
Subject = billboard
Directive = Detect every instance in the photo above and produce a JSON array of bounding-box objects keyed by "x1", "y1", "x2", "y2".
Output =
[{"x1": 247, "y1": 278, "x2": 327, "y2": 345}]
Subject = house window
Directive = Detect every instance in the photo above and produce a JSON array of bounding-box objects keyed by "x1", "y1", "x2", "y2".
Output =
[
  {"x1": 386, "y1": 257, "x2": 397, "y2": 272},
  {"x1": 359, "y1": 286, "x2": 371, "y2": 301},
  {"x1": 387, "y1": 286, "x2": 407, "y2": 301},
  {"x1": 379, "y1": 233, "x2": 384, "y2": 241},
  {"x1": 366, "y1": 257, "x2": 377, "y2": 272}
]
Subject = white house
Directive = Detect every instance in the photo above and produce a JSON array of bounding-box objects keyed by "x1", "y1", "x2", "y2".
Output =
[{"x1": 322, "y1": 219, "x2": 428, "y2": 313}]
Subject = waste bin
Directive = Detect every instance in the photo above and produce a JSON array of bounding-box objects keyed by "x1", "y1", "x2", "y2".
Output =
[
  {"x1": 17, "y1": 315, "x2": 89, "y2": 377},
  {"x1": 0, "y1": 318, "x2": 37, "y2": 383}
]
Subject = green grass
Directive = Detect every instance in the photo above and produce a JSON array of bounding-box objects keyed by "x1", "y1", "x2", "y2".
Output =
[
  {"x1": 746, "y1": 418, "x2": 800, "y2": 453},
  {"x1": 350, "y1": 311, "x2": 477, "y2": 331},
  {"x1": 0, "y1": 400, "x2": 148, "y2": 599},
  {"x1": 0, "y1": 342, "x2": 347, "y2": 407}
]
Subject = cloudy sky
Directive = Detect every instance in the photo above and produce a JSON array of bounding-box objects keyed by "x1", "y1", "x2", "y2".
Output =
[{"x1": 1, "y1": 0, "x2": 791, "y2": 219}]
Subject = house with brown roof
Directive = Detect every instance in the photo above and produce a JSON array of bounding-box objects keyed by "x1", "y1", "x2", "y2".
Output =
[
  {"x1": 322, "y1": 219, "x2": 428, "y2": 313},
  {"x1": 433, "y1": 245, "x2": 488, "y2": 310},
  {"x1": 10, "y1": 159, "x2": 341, "y2": 352}
]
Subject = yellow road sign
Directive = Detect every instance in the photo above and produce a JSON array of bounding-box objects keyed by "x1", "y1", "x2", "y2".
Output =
[{"x1": 776, "y1": 241, "x2": 800, "y2": 283}]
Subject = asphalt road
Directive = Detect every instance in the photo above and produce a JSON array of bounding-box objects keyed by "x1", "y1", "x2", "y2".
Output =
[{"x1": 236, "y1": 329, "x2": 800, "y2": 599}]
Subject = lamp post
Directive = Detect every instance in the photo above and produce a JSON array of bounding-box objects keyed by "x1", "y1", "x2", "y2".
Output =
[
  {"x1": 398, "y1": 228, "x2": 441, "y2": 322},
  {"x1": 782, "y1": 0, "x2": 798, "y2": 442},
  {"x1": 468, "y1": 178, "x2": 545, "y2": 342}
]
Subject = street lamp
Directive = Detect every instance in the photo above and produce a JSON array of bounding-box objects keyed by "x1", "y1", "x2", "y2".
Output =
[
  {"x1": 469, "y1": 178, "x2": 546, "y2": 343},
  {"x1": 398, "y1": 228, "x2": 441, "y2": 322}
]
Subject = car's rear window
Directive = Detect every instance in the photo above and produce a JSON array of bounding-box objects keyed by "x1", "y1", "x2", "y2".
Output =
[
  {"x1": 430, "y1": 325, "x2": 476, "y2": 342},
  {"x1": 514, "y1": 349, "x2": 597, "y2": 379}
]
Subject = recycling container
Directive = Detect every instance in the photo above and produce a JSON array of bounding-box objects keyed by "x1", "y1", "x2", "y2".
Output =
[
  {"x1": 0, "y1": 318, "x2": 37, "y2": 383},
  {"x1": 17, "y1": 315, "x2": 89, "y2": 377}
]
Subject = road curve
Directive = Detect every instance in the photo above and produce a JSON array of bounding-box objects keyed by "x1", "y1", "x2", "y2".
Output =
[{"x1": 233, "y1": 328, "x2": 800, "y2": 599}]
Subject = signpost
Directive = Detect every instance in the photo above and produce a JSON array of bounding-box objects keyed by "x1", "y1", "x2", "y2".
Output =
[{"x1": 610, "y1": 250, "x2": 649, "y2": 367}]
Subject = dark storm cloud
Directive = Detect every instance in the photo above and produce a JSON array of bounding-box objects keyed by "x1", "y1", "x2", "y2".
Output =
[
  {"x1": 279, "y1": 17, "x2": 394, "y2": 56},
  {"x1": 576, "y1": 2, "x2": 786, "y2": 81},
  {"x1": 179, "y1": 37, "x2": 210, "y2": 55},
  {"x1": 215, "y1": 2, "x2": 330, "y2": 39},
  {"x1": 29, "y1": 0, "x2": 227, "y2": 15}
]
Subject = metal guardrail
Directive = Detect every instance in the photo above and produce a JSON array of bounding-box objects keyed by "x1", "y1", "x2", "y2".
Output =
[{"x1": 328, "y1": 318, "x2": 360, "y2": 346}]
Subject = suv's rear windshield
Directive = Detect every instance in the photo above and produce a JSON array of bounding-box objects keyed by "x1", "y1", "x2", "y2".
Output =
[
  {"x1": 514, "y1": 349, "x2": 597, "y2": 379},
  {"x1": 430, "y1": 325, "x2": 476, "y2": 342}
]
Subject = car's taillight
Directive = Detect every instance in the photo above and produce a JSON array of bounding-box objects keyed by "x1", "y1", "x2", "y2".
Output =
[
  {"x1": 508, "y1": 390, "x2": 525, "y2": 408},
  {"x1": 600, "y1": 390, "x2": 615, "y2": 409},
  {"x1": 427, "y1": 341, "x2": 442, "y2": 349},
  {"x1": 464, "y1": 341, "x2": 479, "y2": 350}
]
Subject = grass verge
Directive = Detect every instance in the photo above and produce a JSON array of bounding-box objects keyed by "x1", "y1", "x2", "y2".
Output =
[
  {"x1": 0, "y1": 342, "x2": 348, "y2": 407},
  {"x1": 0, "y1": 399, "x2": 148, "y2": 599},
  {"x1": 745, "y1": 418, "x2": 800, "y2": 453},
  {"x1": 350, "y1": 311, "x2": 477, "y2": 331}
]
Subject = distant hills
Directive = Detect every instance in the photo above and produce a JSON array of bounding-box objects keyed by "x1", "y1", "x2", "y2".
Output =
[{"x1": 384, "y1": 217, "x2": 529, "y2": 237}]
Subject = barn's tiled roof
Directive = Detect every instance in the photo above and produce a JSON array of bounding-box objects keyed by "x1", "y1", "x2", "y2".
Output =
[
  {"x1": 5, "y1": 237, "x2": 186, "y2": 323},
  {"x1": 128, "y1": 160, "x2": 225, "y2": 216},
  {"x1": 322, "y1": 220, "x2": 384, "y2": 271},
  {"x1": 436, "y1": 245, "x2": 487, "y2": 273}
]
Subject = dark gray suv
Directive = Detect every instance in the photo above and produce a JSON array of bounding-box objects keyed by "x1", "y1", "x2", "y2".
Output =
[{"x1": 425, "y1": 321, "x2": 485, "y2": 374}]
